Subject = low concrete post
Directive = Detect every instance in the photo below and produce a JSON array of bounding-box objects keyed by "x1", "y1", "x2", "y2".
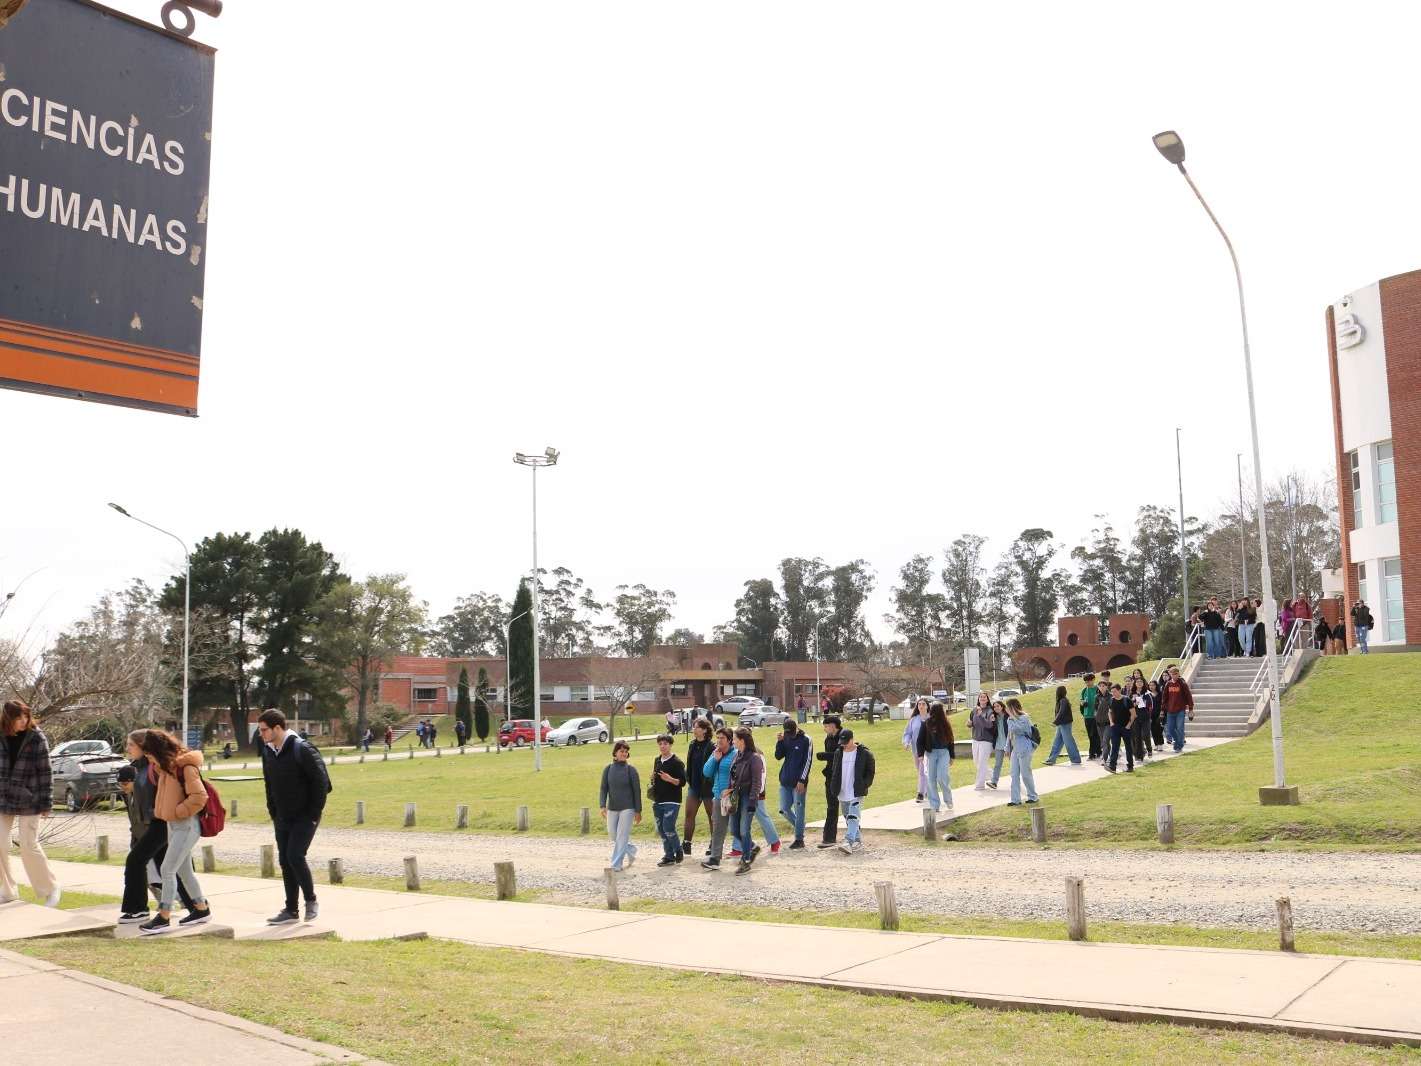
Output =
[
  {"x1": 1156, "y1": 803, "x2": 1175, "y2": 845},
  {"x1": 96, "y1": 835, "x2": 109, "y2": 862},
  {"x1": 435, "y1": 748, "x2": 441, "y2": 758},
  {"x1": 494, "y1": 861, "x2": 516, "y2": 900},
  {"x1": 403, "y1": 856, "x2": 421, "y2": 891},
  {"x1": 1030, "y1": 806, "x2": 1047, "y2": 844},
  {"x1": 409, "y1": 748, "x2": 415, "y2": 760},
  {"x1": 355, "y1": 800, "x2": 365, "y2": 825},
  {"x1": 260, "y1": 844, "x2": 276, "y2": 878},
  {"x1": 516, "y1": 805, "x2": 530, "y2": 832},
  {"x1": 328, "y1": 857, "x2": 344, "y2": 884},
  {"x1": 604, "y1": 868, "x2": 620, "y2": 910},
  {"x1": 1065, "y1": 876, "x2": 1086, "y2": 941},
  {"x1": 230, "y1": 797, "x2": 238, "y2": 819},
  {"x1": 383, "y1": 751, "x2": 389, "y2": 761},
  {"x1": 201, "y1": 844, "x2": 216, "y2": 873},
  {"x1": 874, "y1": 882, "x2": 900, "y2": 931},
  {"x1": 580, "y1": 807, "x2": 591, "y2": 835},
  {"x1": 359, "y1": 754, "x2": 365, "y2": 764},
  {"x1": 456, "y1": 804, "x2": 469, "y2": 829},
  {"x1": 1277, "y1": 897, "x2": 1296, "y2": 952},
  {"x1": 404, "y1": 802, "x2": 417, "y2": 828},
  {"x1": 921, "y1": 807, "x2": 938, "y2": 841}
]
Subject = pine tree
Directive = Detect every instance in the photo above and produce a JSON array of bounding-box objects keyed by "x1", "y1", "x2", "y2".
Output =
[
  {"x1": 455, "y1": 666, "x2": 473, "y2": 742},
  {"x1": 474, "y1": 667, "x2": 491, "y2": 741},
  {"x1": 508, "y1": 581, "x2": 535, "y2": 717}
]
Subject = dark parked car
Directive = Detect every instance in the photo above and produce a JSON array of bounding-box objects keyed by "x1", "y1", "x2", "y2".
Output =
[{"x1": 52, "y1": 750, "x2": 128, "y2": 811}]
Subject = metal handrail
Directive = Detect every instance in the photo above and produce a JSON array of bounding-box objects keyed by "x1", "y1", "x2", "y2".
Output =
[
  {"x1": 1151, "y1": 623, "x2": 1201, "y2": 683},
  {"x1": 1248, "y1": 617, "x2": 1308, "y2": 694}
]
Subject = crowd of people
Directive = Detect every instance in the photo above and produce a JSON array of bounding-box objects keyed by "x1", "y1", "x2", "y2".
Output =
[{"x1": 1192, "y1": 595, "x2": 1366, "y2": 658}]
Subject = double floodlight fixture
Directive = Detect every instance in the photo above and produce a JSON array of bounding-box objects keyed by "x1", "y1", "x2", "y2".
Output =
[{"x1": 513, "y1": 447, "x2": 560, "y2": 468}]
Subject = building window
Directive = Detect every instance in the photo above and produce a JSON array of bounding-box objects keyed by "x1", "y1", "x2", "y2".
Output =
[
  {"x1": 1349, "y1": 450, "x2": 1362, "y2": 529},
  {"x1": 570, "y1": 685, "x2": 591, "y2": 701},
  {"x1": 632, "y1": 689, "x2": 656, "y2": 702},
  {"x1": 540, "y1": 688, "x2": 555, "y2": 702},
  {"x1": 1118, "y1": 631, "x2": 1131, "y2": 645},
  {"x1": 1376, "y1": 442, "x2": 1397, "y2": 524},
  {"x1": 1383, "y1": 558, "x2": 1405, "y2": 643},
  {"x1": 413, "y1": 687, "x2": 440, "y2": 702},
  {"x1": 794, "y1": 683, "x2": 820, "y2": 696},
  {"x1": 669, "y1": 682, "x2": 689, "y2": 696},
  {"x1": 1356, "y1": 562, "x2": 1368, "y2": 607},
  {"x1": 734, "y1": 683, "x2": 757, "y2": 696}
]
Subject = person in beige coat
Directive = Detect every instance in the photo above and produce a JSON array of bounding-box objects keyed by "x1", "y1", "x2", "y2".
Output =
[{"x1": 137, "y1": 731, "x2": 211, "y2": 935}]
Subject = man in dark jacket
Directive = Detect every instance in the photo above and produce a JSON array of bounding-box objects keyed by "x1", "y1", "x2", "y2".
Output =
[
  {"x1": 682, "y1": 718, "x2": 715, "y2": 855},
  {"x1": 1351, "y1": 600, "x2": 1375, "y2": 654},
  {"x1": 815, "y1": 716, "x2": 843, "y2": 849},
  {"x1": 650, "y1": 734, "x2": 686, "y2": 867},
  {"x1": 257, "y1": 709, "x2": 330, "y2": 924},
  {"x1": 773, "y1": 720, "x2": 813, "y2": 849},
  {"x1": 1160, "y1": 666, "x2": 1194, "y2": 753},
  {"x1": 828, "y1": 730, "x2": 875, "y2": 854}
]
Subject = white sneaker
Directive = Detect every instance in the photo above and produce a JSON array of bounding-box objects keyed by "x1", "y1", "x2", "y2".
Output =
[
  {"x1": 849, "y1": 841, "x2": 864, "y2": 853},
  {"x1": 43, "y1": 885, "x2": 62, "y2": 908},
  {"x1": 837, "y1": 841, "x2": 852, "y2": 854}
]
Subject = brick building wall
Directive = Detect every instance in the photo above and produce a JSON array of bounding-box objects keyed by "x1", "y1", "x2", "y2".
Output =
[{"x1": 1380, "y1": 270, "x2": 1421, "y2": 644}]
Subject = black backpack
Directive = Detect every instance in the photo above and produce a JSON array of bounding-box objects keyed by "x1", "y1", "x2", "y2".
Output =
[{"x1": 299, "y1": 738, "x2": 334, "y2": 794}]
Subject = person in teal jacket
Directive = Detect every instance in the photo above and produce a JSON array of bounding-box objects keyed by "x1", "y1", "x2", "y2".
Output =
[
  {"x1": 700, "y1": 727, "x2": 737, "y2": 869},
  {"x1": 987, "y1": 700, "x2": 1010, "y2": 789}
]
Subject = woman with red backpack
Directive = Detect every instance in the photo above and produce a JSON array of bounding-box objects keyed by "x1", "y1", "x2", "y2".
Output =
[{"x1": 137, "y1": 730, "x2": 211, "y2": 935}]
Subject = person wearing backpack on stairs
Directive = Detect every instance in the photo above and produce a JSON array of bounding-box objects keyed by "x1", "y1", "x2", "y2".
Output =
[
  {"x1": 258, "y1": 708, "x2": 331, "y2": 924},
  {"x1": 137, "y1": 730, "x2": 211, "y2": 935}
]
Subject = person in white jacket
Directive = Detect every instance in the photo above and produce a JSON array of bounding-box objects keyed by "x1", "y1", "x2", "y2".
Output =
[{"x1": 902, "y1": 699, "x2": 930, "y2": 803}]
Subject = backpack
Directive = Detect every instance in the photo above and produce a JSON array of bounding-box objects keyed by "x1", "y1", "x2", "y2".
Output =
[
  {"x1": 177, "y1": 763, "x2": 226, "y2": 838},
  {"x1": 301, "y1": 738, "x2": 334, "y2": 794},
  {"x1": 1029, "y1": 724, "x2": 1041, "y2": 746}
]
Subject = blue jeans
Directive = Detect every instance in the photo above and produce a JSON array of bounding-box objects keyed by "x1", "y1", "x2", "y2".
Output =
[
  {"x1": 735, "y1": 805, "x2": 758, "y2": 858},
  {"x1": 779, "y1": 784, "x2": 807, "y2": 842},
  {"x1": 1356, "y1": 625, "x2": 1370, "y2": 653},
  {"x1": 990, "y1": 746, "x2": 1006, "y2": 785},
  {"x1": 158, "y1": 816, "x2": 205, "y2": 913},
  {"x1": 1009, "y1": 745, "x2": 1037, "y2": 803},
  {"x1": 924, "y1": 748, "x2": 952, "y2": 810},
  {"x1": 1106, "y1": 725, "x2": 1133, "y2": 770},
  {"x1": 1044, "y1": 724, "x2": 1081, "y2": 764},
  {"x1": 607, "y1": 808, "x2": 637, "y2": 870},
  {"x1": 653, "y1": 802, "x2": 682, "y2": 861},
  {"x1": 1205, "y1": 628, "x2": 1225, "y2": 658},
  {"x1": 842, "y1": 798, "x2": 862, "y2": 843},
  {"x1": 1165, "y1": 711, "x2": 1187, "y2": 751},
  {"x1": 1240, "y1": 624, "x2": 1254, "y2": 656},
  {"x1": 753, "y1": 801, "x2": 780, "y2": 847}
]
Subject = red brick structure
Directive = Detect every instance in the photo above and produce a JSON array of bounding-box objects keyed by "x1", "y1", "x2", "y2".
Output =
[
  {"x1": 1327, "y1": 268, "x2": 1420, "y2": 648},
  {"x1": 1011, "y1": 613, "x2": 1151, "y2": 679}
]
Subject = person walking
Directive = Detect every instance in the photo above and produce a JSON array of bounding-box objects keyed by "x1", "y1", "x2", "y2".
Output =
[
  {"x1": 1147, "y1": 679, "x2": 1165, "y2": 747},
  {"x1": 986, "y1": 700, "x2": 1010, "y2": 790},
  {"x1": 969, "y1": 692, "x2": 995, "y2": 790},
  {"x1": 1160, "y1": 665, "x2": 1194, "y2": 753},
  {"x1": 1003, "y1": 699, "x2": 1039, "y2": 805},
  {"x1": 1225, "y1": 600, "x2": 1240, "y2": 657},
  {"x1": 728, "y1": 728, "x2": 767, "y2": 874},
  {"x1": 650, "y1": 734, "x2": 685, "y2": 867},
  {"x1": 137, "y1": 730, "x2": 211, "y2": 935},
  {"x1": 814, "y1": 716, "x2": 843, "y2": 849},
  {"x1": 1103, "y1": 685, "x2": 1135, "y2": 774},
  {"x1": 384, "y1": 725, "x2": 395, "y2": 751},
  {"x1": 1314, "y1": 615, "x2": 1332, "y2": 654},
  {"x1": 902, "y1": 699, "x2": 929, "y2": 804},
  {"x1": 1078, "y1": 673, "x2": 1101, "y2": 761},
  {"x1": 682, "y1": 718, "x2": 716, "y2": 855},
  {"x1": 454, "y1": 718, "x2": 468, "y2": 748},
  {"x1": 115, "y1": 731, "x2": 195, "y2": 924},
  {"x1": 427, "y1": 721, "x2": 438, "y2": 748},
  {"x1": 829, "y1": 729, "x2": 875, "y2": 854},
  {"x1": 701, "y1": 727, "x2": 736, "y2": 869},
  {"x1": 1130, "y1": 678, "x2": 1154, "y2": 762},
  {"x1": 1042, "y1": 685, "x2": 1082, "y2": 766},
  {"x1": 0, "y1": 700, "x2": 60, "y2": 907},
  {"x1": 258, "y1": 709, "x2": 330, "y2": 924},
  {"x1": 599, "y1": 740, "x2": 642, "y2": 872},
  {"x1": 916, "y1": 702, "x2": 955, "y2": 812},
  {"x1": 773, "y1": 718, "x2": 813, "y2": 849},
  {"x1": 1351, "y1": 600, "x2": 1374, "y2": 654},
  {"x1": 1200, "y1": 598, "x2": 1226, "y2": 659},
  {"x1": 1238, "y1": 598, "x2": 1257, "y2": 656},
  {"x1": 414, "y1": 720, "x2": 426, "y2": 748}
]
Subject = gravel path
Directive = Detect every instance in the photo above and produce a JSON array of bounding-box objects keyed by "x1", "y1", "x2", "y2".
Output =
[{"x1": 77, "y1": 812, "x2": 1421, "y2": 935}]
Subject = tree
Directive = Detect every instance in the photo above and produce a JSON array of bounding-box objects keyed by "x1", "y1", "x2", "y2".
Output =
[
  {"x1": 1009, "y1": 528, "x2": 1059, "y2": 650},
  {"x1": 1124, "y1": 505, "x2": 1191, "y2": 621},
  {"x1": 821, "y1": 560, "x2": 874, "y2": 661},
  {"x1": 778, "y1": 557, "x2": 828, "y2": 660},
  {"x1": 983, "y1": 558, "x2": 1017, "y2": 675},
  {"x1": 1070, "y1": 517, "x2": 1129, "y2": 637},
  {"x1": 313, "y1": 573, "x2": 428, "y2": 743},
  {"x1": 507, "y1": 581, "x2": 534, "y2": 717},
  {"x1": 254, "y1": 528, "x2": 346, "y2": 712},
  {"x1": 942, "y1": 535, "x2": 987, "y2": 648},
  {"x1": 430, "y1": 591, "x2": 507, "y2": 656},
  {"x1": 887, "y1": 554, "x2": 947, "y2": 666},
  {"x1": 1143, "y1": 595, "x2": 1187, "y2": 660},
  {"x1": 664, "y1": 627, "x2": 704, "y2": 646},
  {"x1": 732, "y1": 578, "x2": 780, "y2": 663},
  {"x1": 473, "y1": 667, "x2": 492, "y2": 742},
  {"x1": 599, "y1": 656, "x2": 671, "y2": 741},
  {"x1": 455, "y1": 666, "x2": 473, "y2": 744},
  {"x1": 610, "y1": 584, "x2": 676, "y2": 655},
  {"x1": 537, "y1": 567, "x2": 605, "y2": 656}
]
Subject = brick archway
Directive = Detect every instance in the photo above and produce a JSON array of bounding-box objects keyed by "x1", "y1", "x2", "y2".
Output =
[{"x1": 1063, "y1": 655, "x2": 1094, "y2": 676}]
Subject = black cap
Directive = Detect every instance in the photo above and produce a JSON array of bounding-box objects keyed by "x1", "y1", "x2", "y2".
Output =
[{"x1": 838, "y1": 728, "x2": 854, "y2": 743}]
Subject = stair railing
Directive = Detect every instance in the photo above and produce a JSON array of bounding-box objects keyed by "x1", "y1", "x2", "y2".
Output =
[{"x1": 1152, "y1": 623, "x2": 1201, "y2": 683}]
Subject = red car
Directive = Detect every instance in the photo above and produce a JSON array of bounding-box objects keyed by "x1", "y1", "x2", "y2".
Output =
[{"x1": 498, "y1": 719, "x2": 551, "y2": 748}]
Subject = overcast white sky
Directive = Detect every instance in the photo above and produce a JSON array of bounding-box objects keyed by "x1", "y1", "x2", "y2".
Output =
[{"x1": 4, "y1": 0, "x2": 1418, "y2": 648}]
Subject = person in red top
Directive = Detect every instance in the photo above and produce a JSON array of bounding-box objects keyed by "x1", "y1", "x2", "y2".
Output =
[{"x1": 1160, "y1": 665, "x2": 1194, "y2": 752}]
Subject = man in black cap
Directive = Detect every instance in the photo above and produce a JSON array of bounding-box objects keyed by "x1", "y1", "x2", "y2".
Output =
[
  {"x1": 828, "y1": 728, "x2": 875, "y2": 854},
  {"x1": 814, "y1": 715, "x2": 843, "y2": 849}
]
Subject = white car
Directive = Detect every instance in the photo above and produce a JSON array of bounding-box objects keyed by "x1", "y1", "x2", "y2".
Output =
[
  {"x1": 547, "y1": 717, "x2": 609, "y2": 746},
  {"x1": 50, "y1": 739, "x2": 113, "y2": 761},
  {"x1": 714, "y1": 695, "x2": 763, "y2": 716},
  {"x1": 992, "y1": 688, "x2": 1023, "y2": 701}
]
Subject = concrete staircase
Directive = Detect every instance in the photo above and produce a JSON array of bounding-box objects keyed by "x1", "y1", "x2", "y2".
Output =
[{"x1": 1188, "y1": 655, "x2": 1282, "y2": 737}]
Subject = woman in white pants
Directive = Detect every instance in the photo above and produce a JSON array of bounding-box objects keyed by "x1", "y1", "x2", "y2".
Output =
[
  {"x1": 968, "y1": 692, "x2": 996, "y2": 791},
  {"x1": 0, "y1": 701, "x2": 60, "y2": 907},
  {"x1": 902, "y1": 699, "x2": 929, "y2": 803}
]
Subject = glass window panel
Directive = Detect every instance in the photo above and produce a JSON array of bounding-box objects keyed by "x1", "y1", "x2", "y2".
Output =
[{"x1": 1383, "y1": 558, "x2": 1405, "y2": 643}]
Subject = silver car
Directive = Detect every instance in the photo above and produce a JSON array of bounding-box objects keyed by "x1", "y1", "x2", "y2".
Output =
[
  {"x1": 547, "y1": 717, "x2": 609, "y2": 746},
  {"x1": 737, "y1": 705, "x2": 791, "y2": 728}
]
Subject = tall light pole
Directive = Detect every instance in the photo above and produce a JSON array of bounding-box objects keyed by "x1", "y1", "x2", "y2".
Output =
[
  {"x1": 1175, "y1": 426, "x2": 1189, "y2": 630},
  {"x1": 110, "y1": 503, "x2": 190, "y2": 746},
  {"x1": 1285, "y1": 474, "x2": 1299, "y2": 602},
  {"x1": 513, "y1": 447, "x2": 559, "y2": 771},
  {"x1": 1152, "y1": 130, "x2": 1294, "y2": 805},
  {"x1": 1237, "y1": 453, "x2": 1250, "y2": 598},
  {"x1": 813, "y1": 618, "x2": 821, "y2": 714}
]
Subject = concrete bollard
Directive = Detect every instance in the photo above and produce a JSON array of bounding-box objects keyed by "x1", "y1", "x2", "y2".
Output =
[
  {"x1": 230, "y1": 797, "x2": 238, "y2": 819},
  {"x1": 409, "y1": 748, "x2": 415, "y2": 760},
  {"x1": 1065, "y1": 876, "x2": 1087, "y2": 941},
  {"x1": 404, "y1": 855, "x2": 421, "y2": 891},
  {"x1": 359, "y1": 754, "x2": 365, "y2": 764},
  {"x1": 874, "y1": 881, "x2": 900, "y2": 931},
  {"x1": 1030, "y1": 806, "x2": 1047, "y2": 844},
  {"x1": 604, "y1": 868, "x2": 620, "y2": 910},
  {"x1": 580, "y1": 807, "x2": 591, "y2": 835},
  {"x1": 1156, "y1": 803, "x2": 1175, "y2": 845},
  {"x1": 456, "y1": 804, "x2": 469, "y2": 829},
  {"x1": 96, "y1": 835, "x2": 109, "y2": 862},
  {"x1": 201, "y1": 844, "x2": 216, "y2": 873},
  {"x1": 260, "y1": 844, "x2": 276, "y2": 878},
  {"x1": 921, "y1": 807, "x2": 938, "y2": 842},
  {"x1": 404, "y1": 802, "x2": 417, "y2": 828},
  {"x1": 356, "y1": 800, "x2": 365, "y2": 825},
  {"x1": 328, "y1": 857, "x2": 344, "y2": 885},
  {"x1": 435, "y1": 748, "x2": 441, "y2": 758},
  {"x1": 1277, "y1": 897, "x2": 1296, "y2": 952},
  {"x1": 516, "y1": 805, "x2": 530, "y2": 832},
  {"x1": 383, "y1": 751, "x2": 389, "y2": 761},
  {"x1": 494, "y1": 861, "x2": 516, "y2": 900}
]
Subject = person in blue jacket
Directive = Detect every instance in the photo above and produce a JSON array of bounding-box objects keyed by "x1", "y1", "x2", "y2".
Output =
[
  {"x1": 1004, "y1": 698, "x2": 1039, "y2": 806},
  {"x1": 773, "y1": 719, "x2": 813, "y2": 849},
  {"x1": 700, "y1": 727, "x2": 737, "y2": 870}
]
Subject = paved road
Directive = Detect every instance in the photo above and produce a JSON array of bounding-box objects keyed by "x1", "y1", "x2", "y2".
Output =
[{"x1": 75, "y1": 812, "x2": 1421, "y2": 935}]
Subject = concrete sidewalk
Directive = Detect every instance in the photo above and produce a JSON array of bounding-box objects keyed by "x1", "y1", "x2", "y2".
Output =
[
  {"x1": 13, "y1": 859, "x2": 1421, "y2": 1049},
  {"x1": 0, "y1": 946, "x2": 385, "y2": 1065},
  {"x1": 815, "y1": 736, "x2": 1234, "y2": 832}
]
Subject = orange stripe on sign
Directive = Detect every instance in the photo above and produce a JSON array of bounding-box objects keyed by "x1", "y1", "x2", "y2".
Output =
[
  {"x1": 0, "y1": 341, "x2": 198, "y2": 413},
  {"x1": 0, "y1": 318, "x2": 200, "y2": 373}
]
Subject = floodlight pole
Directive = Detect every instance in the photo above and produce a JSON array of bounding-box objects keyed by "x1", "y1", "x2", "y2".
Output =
[{"x1": 514, "y1": 449, "x2": 559, "y2": 771}]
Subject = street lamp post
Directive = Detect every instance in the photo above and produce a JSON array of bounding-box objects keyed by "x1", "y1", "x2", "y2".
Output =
[
  {"x1": 513, "y1": 447, "x2": 559, "y2": 771},
  {"x1": 109, "y1": 503, "x2": 190, "y2": 746},
  {"x1": 813, "y1": 619, "x2": 821, "y2": 715},
  {"x1": 1176, "y1": 426, "x2": 1189, "y2": 631},
  {"x1": 1238, "y1": 453, "x2": 1250, "y2": 598},
  {"x1": 1151, "y1": 130, "x2": 1295, "y2": 805}
]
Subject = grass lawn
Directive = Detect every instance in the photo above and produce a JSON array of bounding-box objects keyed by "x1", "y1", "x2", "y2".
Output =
[
  {"x1": 10, "y1": 885, "x2": 117, "y2": 910},
  {"x1": 957, "y1": 653, "x2": 1421, "y2": 849},
  {"x1": 16, "y1": 937, "x2": 1419, "y2": 1065}
]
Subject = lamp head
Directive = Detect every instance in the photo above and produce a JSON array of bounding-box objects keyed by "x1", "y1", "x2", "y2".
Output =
[
  {"x1": 1152, "y1": 130, "x2": 1186, "y2": 168},
  {"x1": 107, "y1": 502, "x2": 130, "y2": 516},
  {"x1": 544, "y1": 447, "x2": 559, "y2": 463}
]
